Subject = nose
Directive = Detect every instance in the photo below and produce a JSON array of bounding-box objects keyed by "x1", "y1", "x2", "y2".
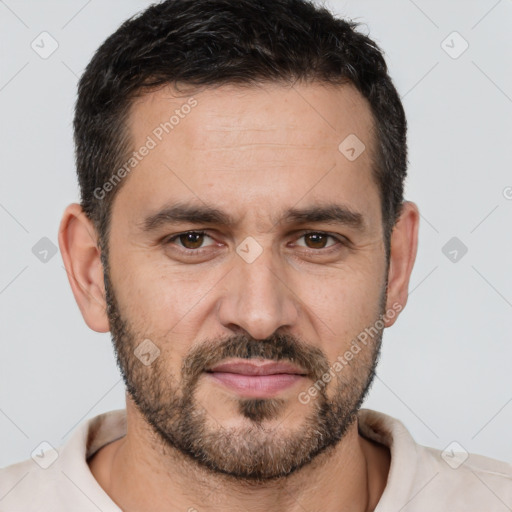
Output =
[{"x1": 217, "y1": 245, "x2": 300, "y2": 340}]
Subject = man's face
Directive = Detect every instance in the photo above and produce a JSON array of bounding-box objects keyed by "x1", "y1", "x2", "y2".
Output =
[{"x1": 103, "y1": 81, "x2": 389, "y2": 480}]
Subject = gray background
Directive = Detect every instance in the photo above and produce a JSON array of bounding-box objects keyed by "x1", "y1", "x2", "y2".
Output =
[{"x1": 1, "y1": 0, "x2": 511, "y2": 469}]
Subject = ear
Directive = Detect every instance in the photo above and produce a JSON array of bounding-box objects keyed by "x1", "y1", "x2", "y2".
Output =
[
  {"x1": 58, "y1": 203, "x2": 110, "y2": 333},
  {"x1": 384, "y1": 201, "x2": 420, "y2": 327}
]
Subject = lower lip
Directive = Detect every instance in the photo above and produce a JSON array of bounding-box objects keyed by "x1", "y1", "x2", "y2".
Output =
[{"x1": 206, "y1": 372, "x2": 305, "y2": 398}]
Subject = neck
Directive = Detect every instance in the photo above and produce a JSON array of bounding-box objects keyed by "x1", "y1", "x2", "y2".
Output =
[{"x1": 89, "y1": 401, "x2": 390, "y2": 512}]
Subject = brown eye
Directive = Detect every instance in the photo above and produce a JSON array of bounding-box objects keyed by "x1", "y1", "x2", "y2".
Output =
[
  {"x1": 303, "y1": 233, "x2": 330, "y2": 249},
  {"x1": 167, "y1": 231, "x2": 215, "y2": 250},
  {"x1": 179, "y1": 232, "x2": 204, "y2": 249},
  {"x1": 296, "y1": 232, "x2": 339, "y2": 250}
]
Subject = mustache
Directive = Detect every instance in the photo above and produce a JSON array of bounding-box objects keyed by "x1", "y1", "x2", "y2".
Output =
[{"x1": 181, "y1": 332, "x2": 331, "y2": 386}]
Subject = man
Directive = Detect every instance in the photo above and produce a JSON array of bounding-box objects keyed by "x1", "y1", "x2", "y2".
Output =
[{"x1": 1, "y1": 0, "x2": 511, "y2": 510}]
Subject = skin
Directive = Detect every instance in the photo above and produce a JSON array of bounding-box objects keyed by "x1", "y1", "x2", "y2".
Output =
[{"x1": 59, "y1": 81, "x2": 419, "y2": 511}]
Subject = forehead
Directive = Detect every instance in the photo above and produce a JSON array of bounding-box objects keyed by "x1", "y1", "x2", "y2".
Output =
[
  {"x1": 112, "y1": 81, "x2": 380, "y2": 231},
  {"x1": 129, "y1": 80, "x2": 375, "y2": 154}
]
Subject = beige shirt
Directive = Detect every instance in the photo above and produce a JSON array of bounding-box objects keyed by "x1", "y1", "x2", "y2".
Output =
[{"x1": 1, "y1": 408, "x2": 511, "y2": 511}]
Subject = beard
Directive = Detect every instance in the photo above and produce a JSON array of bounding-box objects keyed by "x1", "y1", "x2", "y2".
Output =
[{"x1": 103, "y1": 259, "x2": 386, "y2": 482}]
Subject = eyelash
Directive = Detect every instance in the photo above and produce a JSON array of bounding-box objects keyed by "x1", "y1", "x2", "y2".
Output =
[{"x1": 164, "y1": 230, "x2": 348, "y2": 256}]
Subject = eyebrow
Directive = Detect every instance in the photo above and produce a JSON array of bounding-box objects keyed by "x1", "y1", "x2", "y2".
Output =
[{"x1": 139, "y1": 201, "x2": 366, "y2": 233}]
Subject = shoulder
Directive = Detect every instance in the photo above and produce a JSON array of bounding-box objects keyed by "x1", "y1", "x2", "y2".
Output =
[
  {"x1": 0, "y1": 456, "x2": 57, "y2": 511},
  {"x1": 399, "y1": 443, "x2": 512, "y2": 511},
  {"x1": 420, "y1": 444, "x2": 512, "y2": 504},
  {"x1": 358, "y1": 409, "x2": 512, "y2": 511},
  {"x1": 0, "y1": 409, "x2": 126, "y2": 511}
]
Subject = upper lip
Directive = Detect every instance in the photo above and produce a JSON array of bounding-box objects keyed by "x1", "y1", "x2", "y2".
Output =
[{"x1": 207, "y1": 359, "x2": 308, "y2": 376}]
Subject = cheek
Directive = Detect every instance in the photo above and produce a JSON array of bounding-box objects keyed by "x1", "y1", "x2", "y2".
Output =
[
  {"x1": 298, "y1": 270, "x2": 384, "y2": 362},
  {"x1": 114, "y1": 256, "x2": 221, "y2": 337},
  {"x1": 303, "y1": 269, "x2": 382, "y2": 326}
]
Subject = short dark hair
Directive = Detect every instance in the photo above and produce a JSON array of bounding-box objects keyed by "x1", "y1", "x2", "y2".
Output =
[{"x1": 74, "y1": 0, "x2": 407, "y2": 263}]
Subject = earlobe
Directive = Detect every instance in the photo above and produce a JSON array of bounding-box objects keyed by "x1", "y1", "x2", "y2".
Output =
[
  {"x1": 384, "y1": 201, "x2": 420, "y2": 327},
  {"x1": 58, "y1": 203, "x2": 110, "y2": 333}
]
